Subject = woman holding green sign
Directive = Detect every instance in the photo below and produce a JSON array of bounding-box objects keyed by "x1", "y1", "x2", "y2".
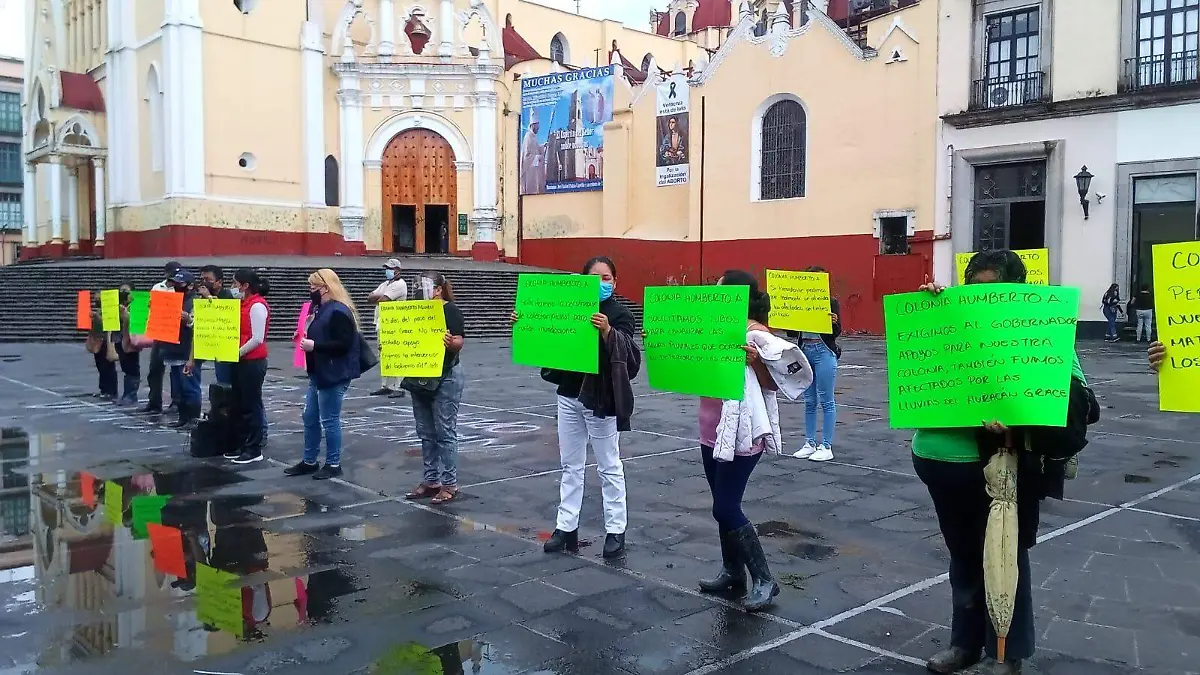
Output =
[
  {"x1": 515, "y1": 256, "x2": 640, "y2": 560},
  {"x1": 913, "y1": 250, "x2": 1092, "y2": 675}
]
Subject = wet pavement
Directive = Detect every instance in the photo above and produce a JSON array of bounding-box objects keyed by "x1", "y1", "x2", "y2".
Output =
[{"x1": 0, "y1": 339, "x2": 1196, "y2": 674}]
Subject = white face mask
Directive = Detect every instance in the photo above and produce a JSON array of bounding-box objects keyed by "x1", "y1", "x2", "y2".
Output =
[{"x1": 229, "y1": 287, "x2": 243, "y2": 299}]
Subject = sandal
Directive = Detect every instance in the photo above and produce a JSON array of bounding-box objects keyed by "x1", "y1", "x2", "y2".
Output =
[
  {"x1": 405, "y1": 484, "x2": 441, "y2": 500},
  {"x1": 431, "y1": 489, "x2": 459, "y2": 505}
]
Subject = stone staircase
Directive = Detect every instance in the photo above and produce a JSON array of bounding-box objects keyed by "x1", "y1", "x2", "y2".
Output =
[{"x1": 0, "y1": 261, "x2": 642, "y2": 343}]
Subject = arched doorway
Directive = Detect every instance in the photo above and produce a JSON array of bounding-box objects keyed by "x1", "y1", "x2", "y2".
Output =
[{"x1": 381, "y1": 129, "x2": 457, "y2": 254}]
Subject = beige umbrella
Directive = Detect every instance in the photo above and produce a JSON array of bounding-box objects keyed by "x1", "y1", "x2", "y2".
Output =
[{"x1": 983, "y1": 431, "x2": 1019, "y2": 664}]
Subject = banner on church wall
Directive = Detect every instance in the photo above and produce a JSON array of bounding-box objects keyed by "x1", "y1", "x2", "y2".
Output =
[
  {"x1": 519, "y1": 66, "x2": 614, "y2": 195},
  {"x1": 655, "y1": 73, "x2": 690, "y2": 187}
]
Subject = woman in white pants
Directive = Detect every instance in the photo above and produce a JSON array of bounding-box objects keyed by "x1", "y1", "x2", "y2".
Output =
[{"x1": 512, "y1": 256, "x2": 641, "y2": 559}]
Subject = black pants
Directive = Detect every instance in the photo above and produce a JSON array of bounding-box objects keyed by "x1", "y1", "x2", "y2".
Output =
[
  {"x1": 913, "y1": 454, "x2": 1036, "y2": 661},
  {"x1": 232, "y1": 358, "x2": 268, "y2": 453},
  {"x1": 146, "y1": 343, "x2": 166, "y2": 408},
  {"x1": 701, "y1": 444, "x2": 761, "y2": 531},
  {"x1": 95, "y1": 350, "x2": 118, "y2": 397}
]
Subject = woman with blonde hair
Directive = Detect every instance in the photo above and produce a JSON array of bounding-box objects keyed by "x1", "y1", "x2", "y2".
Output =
[{"x1": 286, "y1": 269, "x2": 363, "y2": 480}]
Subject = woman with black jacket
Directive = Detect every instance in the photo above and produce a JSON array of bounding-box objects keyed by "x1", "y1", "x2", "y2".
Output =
[
  {"x1": 285, "y1": 269, "x2": 362, "y2": 481},
  {"x1": 512, "y1": 256, "x2": 641, "y2": 559},
  {"x1": 792, "y1": 266, "x2": 842, "y2": 463}
]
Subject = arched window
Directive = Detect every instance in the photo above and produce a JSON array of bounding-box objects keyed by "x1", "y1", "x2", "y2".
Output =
[
  {"x1": 145, "y1": 66, "x2": 163, "y2": 172},
  {"x1": 550, "y1": 33, "x2": 568, "y2": 64},
  {"x1": 324, "y1": 155, "x2": 339, "y2": 207},
  {"x1": 673, "y1": 11, "x2": 687, "y2": 36},
  {"x1": 756, "y1": 97, "x2": 806, "y2": 201},
  {"x1": 641, "y1": 53, "x2": 653, "y2": 73},
  {"x1": 754, "y1": 10, "x2": 768, "y2": 37}
]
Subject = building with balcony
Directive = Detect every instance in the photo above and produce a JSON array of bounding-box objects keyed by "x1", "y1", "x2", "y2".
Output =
[
  {"x1": 0, "y1": 57, "x2": 22, "y2": 265},
  {"x1": 936, "y1": 0, "x2": 1200, "y2": 335}
]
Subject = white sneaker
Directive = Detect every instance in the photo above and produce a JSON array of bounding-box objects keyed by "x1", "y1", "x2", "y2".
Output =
[
  {"x1": 808, "y1": 445, "x2": 834, "y2": 462},
  {"x1": 792, "y1": 442, "x2": 817, "y2": 459}
]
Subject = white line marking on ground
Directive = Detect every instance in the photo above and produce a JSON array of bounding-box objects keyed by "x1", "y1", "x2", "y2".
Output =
[
  {"x1": 678, "y1": 470, "x2": 1200, "y2": 675},
  {"x1": 1126, "y1": 506, "x2": 1200, "y2": 522},
  {"x1": 815, "y1": 629, "x2": 928, "y2": 668},
  {"x1": 1091, "y1": 430, "x2": 1200, "y2": 445}
]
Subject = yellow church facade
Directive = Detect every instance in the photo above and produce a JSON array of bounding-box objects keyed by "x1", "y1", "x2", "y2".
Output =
[{"x1": 19, "y1": 0, "x2": 936, "y2": 332}]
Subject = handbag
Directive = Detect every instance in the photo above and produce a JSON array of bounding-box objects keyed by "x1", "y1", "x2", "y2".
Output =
[
  {"x1": 401, "y1": 375, "x2": 443, "y2": 395},
  {"x1": 105, "y1": 339, "x2": 119, "y2": 363},
  {"x1": 358, "y1": 333, "x2": 379, "y2": 374}
]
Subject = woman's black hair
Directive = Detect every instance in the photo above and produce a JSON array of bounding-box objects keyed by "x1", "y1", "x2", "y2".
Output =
[
  {"x1": 804, "y1": 265, "x2": 827, "y2": 274},
  {"x1": 721, "y1": 269, "x2": 771, "y2": 323},
  {"x1": 234, "y1": 267, "x2": 270, "y2": 296},
  {"x1": 422, "y1": 272, "x2": 456, "y2": 302},
  {"x1": 964, "y1": 250, "x2": 1027, "y2": 285},
  {"x1": 582, "y1": 256, "x2": 617, "y2": 277}
]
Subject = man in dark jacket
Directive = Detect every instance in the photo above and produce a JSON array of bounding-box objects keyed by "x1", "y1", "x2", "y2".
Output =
[{"x1": 162, "y1": 270, "x2": 201, "y2": 428}]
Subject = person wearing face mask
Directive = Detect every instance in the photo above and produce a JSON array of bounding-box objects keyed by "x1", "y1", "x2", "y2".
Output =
[
  {"x1": 139, "y1": 261, "x2": 183, "y2": 415},
  {"x1": 512, "y1": 256, "x2": 641, "y2": 559},
  {"x1": 114, "y1": 282, "x2": 143, "y2": 406},
  {"x1": 367, "y1": 258, "x2": 408, "y2": 398},
  {"x1": 403, "y1": 272, "x2": 466, "y2": 504},
  {"x1": 221, "y1": 268, "x2": 272, "y2": 465},
  {"x1": 192, "y1": 265, "x2": 235, "y2": 386},
  {"x1": 161, "y1": 270, "x2": 202, "y2": 428},
  {"x1": 285, "y1": 269, "x2": 362, "y2": 480},
  {"x1": 913, "y1": 250, "x2": 1092, "y2": 675}
]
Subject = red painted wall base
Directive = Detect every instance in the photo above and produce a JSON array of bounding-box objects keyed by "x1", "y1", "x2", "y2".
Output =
[
  {"x1": 104, "y1": 225, "x2": 366, "y2": 258},
  {"x1": 519, "y1": 232, "x2": 933, "y2": 334},
  {"x1": 471, "y1": 241, "x2": 500, "y2": 262}
]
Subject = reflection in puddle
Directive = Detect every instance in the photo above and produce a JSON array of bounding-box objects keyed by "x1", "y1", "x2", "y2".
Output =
[{"x1": 371, "y1": 641, "x2": 521, "y2": 675}]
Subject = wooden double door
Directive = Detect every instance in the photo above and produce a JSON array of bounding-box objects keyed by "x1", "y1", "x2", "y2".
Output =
[{"x1": 381, "y1": 129, "x2": 458, "y2": 254}]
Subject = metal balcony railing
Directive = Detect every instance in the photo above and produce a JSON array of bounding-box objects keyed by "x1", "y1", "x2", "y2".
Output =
[
  {"x1": 1122, "y1": 51, "x2": 1200, "y2": 91},
  {"x1": 970, "y1": 71, "x2": 1049, "y2": 110}
]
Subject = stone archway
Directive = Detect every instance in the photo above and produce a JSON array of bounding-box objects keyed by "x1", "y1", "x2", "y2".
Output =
[{"x1": 381, "y1": 129, "x2": 458, "y2": 254}]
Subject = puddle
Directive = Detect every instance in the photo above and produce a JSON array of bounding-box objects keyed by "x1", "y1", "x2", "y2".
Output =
[
  {"x1": 755, "y1": 521, "x2": 838, "y2": 561},
  {"x1": 369, "y1": 640, "x2": 525, "y2": 674},
  {"x1": 1124, "y1": 474, "x2": 1153, "y2": 484}
]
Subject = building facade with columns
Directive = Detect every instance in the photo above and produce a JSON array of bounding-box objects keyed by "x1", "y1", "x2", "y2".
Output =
[
  {"x1": 0, "y1": 56, "x2": 22, "y2": 265},
  {"x1": 18, "y1": 0, "x2": 701, "y2": 260}
]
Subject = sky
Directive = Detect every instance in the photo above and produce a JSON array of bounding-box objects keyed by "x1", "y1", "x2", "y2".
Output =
[{"x1": 0, "y1": 0, "x2": 663, "y2": 60}]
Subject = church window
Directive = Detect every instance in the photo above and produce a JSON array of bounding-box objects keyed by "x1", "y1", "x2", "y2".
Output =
[
  {"x1": 674, "y1": 12, "x2": 687, "y2": 36},
  {"x1": 550, "y1": 33, "x2": 568, "y2": 64},
  {"x1": 145, "y1": 66, "x2": 164, "y2": 173},
  {"x1": 641, "y1": 53, "x2": 653, "y2": 73},
  {"x1": 756, "y1": 97, "x2": 806, "y2": 201}
]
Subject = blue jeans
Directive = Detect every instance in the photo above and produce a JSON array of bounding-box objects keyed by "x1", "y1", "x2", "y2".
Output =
[
  {"x1": 169, "y1": 364, "x2": 202, "y2": 406},
  {"x1": 302, "y1": 380, "x2": 350, "y2": 466},
  {"x1": 802, "y1": 341, "x2": 838, "y2": 447},
  {"x1": 411, "y1": 364, "x2": 465, "y2": 487},
  {"x1": 701, "y1": 444, "x2": 761, "y2": 531},
  {"x1": 1102, "y1": 305, "x2": 1119, "y2": 338}
]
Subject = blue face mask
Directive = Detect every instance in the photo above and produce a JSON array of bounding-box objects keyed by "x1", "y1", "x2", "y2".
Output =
[
  {"x1": 599, "y1": 281, "x2": 614, "y2": 302},
  {"x1": 385, "y1": 269, "x2": 396, "y2": 280}
]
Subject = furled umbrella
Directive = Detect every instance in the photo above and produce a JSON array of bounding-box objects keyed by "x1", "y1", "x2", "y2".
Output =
[{"x1": 982, "y1": 431, "x2": 1019, "y2": 664}]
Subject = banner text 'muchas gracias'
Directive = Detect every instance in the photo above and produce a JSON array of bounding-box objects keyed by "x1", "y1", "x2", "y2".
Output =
[{"x1": 521, "y1": 66, "x2": 615, "y2": 90}]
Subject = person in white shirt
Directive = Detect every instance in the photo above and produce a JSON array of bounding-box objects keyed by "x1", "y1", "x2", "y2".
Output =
[{"x1": 368, "y1": 258, "x2": 408, "y2": 397}]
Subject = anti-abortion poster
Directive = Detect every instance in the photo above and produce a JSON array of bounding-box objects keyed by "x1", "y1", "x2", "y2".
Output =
[
  {"x1": 656, "y1": 72, "x2": 690, "y2": 187},
  {"x1": 519, "y1": 66, "x2": 614, "y2": 195}
]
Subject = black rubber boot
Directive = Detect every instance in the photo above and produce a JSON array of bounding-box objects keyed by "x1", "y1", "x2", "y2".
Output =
[
  {"x1": 170, "y1": 402, "x2": 199, "y2": 429},
  {"x1": 543, "y1": 529, "x2": 578, "y2": 554},
  {"x1": 925, "y1": 647, "x2": 981, "y2": 674},
  {"x1": 602, "y1": 533, "x2": 626, "y2": 559},
  {"x1": 732, "y1": 523, "x2": 779, "y2": 612},
  {"x1": 699, "y1": 529, "x2": 747, "y2": 593}
]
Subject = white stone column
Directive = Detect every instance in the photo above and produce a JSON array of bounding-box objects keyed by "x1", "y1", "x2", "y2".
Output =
[
  {"x1": 470, "y1": 39, "x2": 499, "y2": 256},
  {"x1": 49, "y1": 158, "x2": 63, "y2": 244},
  {"x1": 378, "y1": 0, "x2": 395, "y2": 56},
  {"x1": 301, "y1": 21, "x2": 326, "y2": 207},
  {"x1": 163, "y1": 0, "x2": 205, "y2": 198},
  {"x1": 22, "y1": 164, "x2": 36, "y2": 246},
  {"x1": 337, "y1": 73, "x2": 365, "y2": 242},
  {"x1": 92, "y1": 157, "x2": 106, "y2": 245},
  {"x1": 67, "y1": 167, "x2": 79, "y2": 250},
  {"x1": 438, "y1": 0, "x2": 455, "y2": 57}
]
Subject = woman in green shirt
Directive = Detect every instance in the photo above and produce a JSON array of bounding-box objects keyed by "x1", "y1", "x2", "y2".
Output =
[{"x1": 913, "y1": 250, "x2": 1084, "y2": 675}]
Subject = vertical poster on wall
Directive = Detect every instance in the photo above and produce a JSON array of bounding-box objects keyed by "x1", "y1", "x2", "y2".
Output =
[
  {"x1": 655, "y1": 72, "x2": 690, "y2": 187},
  {"x1": 519, "y1": 66, "x2": 614, "y2": 195}
]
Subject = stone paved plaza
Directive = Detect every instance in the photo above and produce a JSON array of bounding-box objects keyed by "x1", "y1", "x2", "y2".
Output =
[{"x1": 0, "y1": 338, "x2": 1196, "y2": 674}]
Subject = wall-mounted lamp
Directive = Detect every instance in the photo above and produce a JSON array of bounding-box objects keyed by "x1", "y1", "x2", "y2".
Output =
[{"x1": 1075, "y1": 166, "x2": 1094, "y2": 220}]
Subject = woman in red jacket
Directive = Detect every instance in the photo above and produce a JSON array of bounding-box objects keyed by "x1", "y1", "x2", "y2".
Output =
[{"x1": 226, "y1": 268, "x2": 271, "y2": 465}]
